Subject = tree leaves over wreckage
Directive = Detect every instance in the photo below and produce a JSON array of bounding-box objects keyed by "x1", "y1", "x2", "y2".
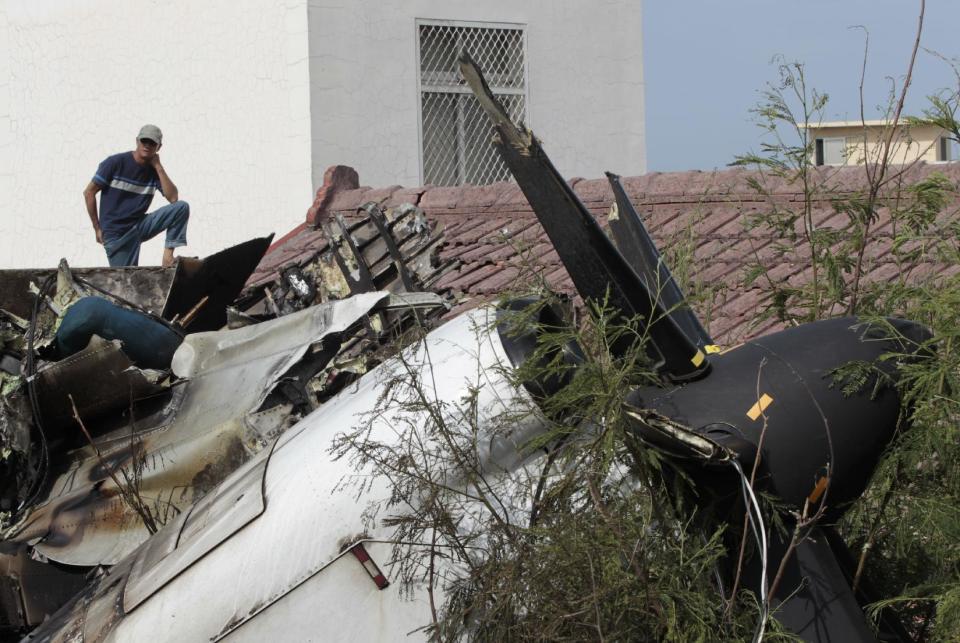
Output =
[
  {"x1": 730, "y1": 9, "x2": 960, "y2": 639},
  {"x1": 333, "y1": 16, "x2": 960, "y2": 643},
  {"x1": 7, "y1": 5, "x2": 956, "y2": 639},
  {"x1": 331, "y1": 298, "x2": 773, "y2": 641}
]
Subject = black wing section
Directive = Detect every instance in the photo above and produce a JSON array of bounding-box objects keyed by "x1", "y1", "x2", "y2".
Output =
[
  {"x1": 458, "y1": 53, "x2": 709, "y2": 381},
  {"x1": 605, "y1": 172, "x2": 713, "y2": 349}
]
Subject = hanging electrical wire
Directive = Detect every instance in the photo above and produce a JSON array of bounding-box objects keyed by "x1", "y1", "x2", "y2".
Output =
[
  {"x1": 18, "y1": 272, "x2": 57, "y2": 512},
  {"x1": 730, "y1": 458, "x2": 770, "y2": 643}
]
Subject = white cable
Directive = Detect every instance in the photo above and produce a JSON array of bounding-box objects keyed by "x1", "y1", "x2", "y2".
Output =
[{"x1": 730, "y1": 459, "x2": 769, "y2": 643}]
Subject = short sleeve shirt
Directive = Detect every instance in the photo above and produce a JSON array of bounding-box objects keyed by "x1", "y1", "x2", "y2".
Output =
[{"x1": 93, "y1": 152, "x2": 161, "y2": 241}]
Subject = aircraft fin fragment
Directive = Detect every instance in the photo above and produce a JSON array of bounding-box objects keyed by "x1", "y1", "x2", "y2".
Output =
[
  {"x1": 605, "y1": 171, "x2": 714, "y2": 348},
  {"x1": 458, "y1": 53, "x2": 709, "y2": 382}
]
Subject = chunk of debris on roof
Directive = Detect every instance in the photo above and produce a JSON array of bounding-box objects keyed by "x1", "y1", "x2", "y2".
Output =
[
  {"x1": 242, "y1": 202, "x2": 456, "y2": 313},
  {"x1": 162, "y1": 235, "x2": 273, "y2": 332}
]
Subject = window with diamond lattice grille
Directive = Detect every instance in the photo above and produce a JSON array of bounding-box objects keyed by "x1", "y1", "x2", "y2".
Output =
[{"x1": 417, "y1": 21, "x2": 527, "y2": 186}]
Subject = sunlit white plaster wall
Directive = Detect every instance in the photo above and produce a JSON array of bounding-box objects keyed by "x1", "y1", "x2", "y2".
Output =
[
  {"x1": 306, "y1": 0, "x2": 646, "y2": 189},
  {"x1": 3, "y1": 1, "x2": 644, "y2": 269},
  {"x1": 2, "y1": 0, "x2": 312, "y2": 268},
  {"x1": 1, "y1": 4, "x2": 13, "y2": 245}
]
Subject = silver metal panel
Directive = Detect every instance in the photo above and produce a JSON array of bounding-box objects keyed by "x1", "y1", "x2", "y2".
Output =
[
  {"x1": 123, "y1": 451, "x2": 270, "y2": 612},
  {"x1": 216, "y1": 541, "x2": 434, "y2": 642},
  {"x1": 36, "y1": 307, "x2": 549, "y2": 641},
  {"x1": 5, "y1": 293, "x2": 391, "y2": 566}
]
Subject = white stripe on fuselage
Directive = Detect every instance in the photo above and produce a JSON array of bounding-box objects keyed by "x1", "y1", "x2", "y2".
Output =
[{"x1": 110, "y1": 178, "x2": 157, "y2": 195}]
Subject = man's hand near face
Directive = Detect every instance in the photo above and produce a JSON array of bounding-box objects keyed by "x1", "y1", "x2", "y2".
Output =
[{"x1": 149, "y1": 153, "x2": 179, "y2": 203}]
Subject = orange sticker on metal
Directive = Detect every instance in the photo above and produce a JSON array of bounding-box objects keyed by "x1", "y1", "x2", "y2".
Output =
[
  {"x1": 746, "y1": 393, "x2": 774, "y2": 421},
  {"x1": 808, "y1": 476, "x2": 829, "y2": 504}
]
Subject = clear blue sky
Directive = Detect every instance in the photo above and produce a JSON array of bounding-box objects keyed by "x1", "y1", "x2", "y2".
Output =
[{"x1": 643, "y1": 0, "x2": 960, "y2": 172}]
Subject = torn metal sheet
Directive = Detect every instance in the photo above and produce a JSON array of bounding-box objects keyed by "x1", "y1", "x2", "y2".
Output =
[
  {"x1": 171, "y1": 292, "x2": 390, "y2": 409},
  {"x1": 3, "y1": 293, "x2": 392, "y2": 567},
  {"x1": 35, "y1": 336, "x2": 163, "y2": 437},
  {"x1": 0, "y1": 265, "x2": 176, "y2": 321},
  {"x1": 162, "y1": 236, "x2": 273, "y2": 333},
  {"x1": 27, "y1": 306, "x2": 553, "y2": 642},
  {"x1": 237, "y1": 206, "x2": 454, "y2": 407},
  {"x1": 0, "y1": 384, "x2": 33, "y2": 512}
]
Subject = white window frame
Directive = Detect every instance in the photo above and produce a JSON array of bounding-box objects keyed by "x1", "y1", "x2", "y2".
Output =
[
  {"x1": 815, "y1": 136, "x2": 846, "y2": 166},
  {"x1": 414, "y1": 18, "x2": 530, "y2": 186}
]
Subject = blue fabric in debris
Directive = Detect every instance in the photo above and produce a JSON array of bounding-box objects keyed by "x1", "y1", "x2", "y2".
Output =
[{"x1": 55, "y1": 297, "x2": 182, "y2": 370}]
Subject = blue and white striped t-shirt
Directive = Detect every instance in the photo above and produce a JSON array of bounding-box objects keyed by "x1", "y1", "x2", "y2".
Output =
[{"x1": 92, "y1": 152, "x2": 162, "y2": 241}]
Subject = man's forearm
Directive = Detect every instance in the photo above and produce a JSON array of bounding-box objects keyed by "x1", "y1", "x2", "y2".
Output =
[
  {"x1": 84, "y1": 186, "x2": 104, "y2": 244},
  {"x1": 154, "y1": 163, "x2": 179, "y2": 202},
  {"x1": 84, "y1": 190, "x2": 100, "y2": 232}
]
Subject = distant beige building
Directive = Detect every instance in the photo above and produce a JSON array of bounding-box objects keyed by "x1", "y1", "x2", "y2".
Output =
[{"x1": 804, "y1": 120, "x2": 957, "y2": 166}]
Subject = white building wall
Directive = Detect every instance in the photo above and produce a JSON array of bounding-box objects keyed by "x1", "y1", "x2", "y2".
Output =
[
  {"x1": 2, "y1": 0, "x2": 645, "y2": 269},
  {"x1": 0, "y1": 4, "x2": 13, "y2": 239},
  {"x1": 306, "y1": 0, "x2": 646, "y2": 189},
  {"x1": 2, "y1": 0, "x2": 313, "y2": 268}
]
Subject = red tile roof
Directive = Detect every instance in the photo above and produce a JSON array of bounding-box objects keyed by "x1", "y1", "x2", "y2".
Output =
[{"x1": 247, "y1": 163, "x2": 960, "y2": 344}]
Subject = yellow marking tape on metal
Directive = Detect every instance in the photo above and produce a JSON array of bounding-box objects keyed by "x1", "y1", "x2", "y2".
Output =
[
  {"x1": 746, "y1": 393, "x2": 774, "y2": 421},
  {"x1": 690, "y1": 350, "x2": 705, "y2": 367},
  {"x1": 719, "y1": 343, "x2": 743, "y2": 355},
  {"x1": 704, "y1": 344, "x2": 721, "y2": 354}
]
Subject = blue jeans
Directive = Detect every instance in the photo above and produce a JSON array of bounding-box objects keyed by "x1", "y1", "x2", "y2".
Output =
[
  {"x1": 55, "y1": 297, "x2": 183, "y2": 369},
  {"x1": 104, "y1": 200, "x2": 190, "y2": 267}
]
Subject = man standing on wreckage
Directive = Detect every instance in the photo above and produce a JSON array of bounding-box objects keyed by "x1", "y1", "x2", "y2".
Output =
[
  {"x1": 83, "y1": 124, "x2": 190, "y2": 267},
  {"x1": 21, "y1": 60, "x2": 934, "y2": 641}
]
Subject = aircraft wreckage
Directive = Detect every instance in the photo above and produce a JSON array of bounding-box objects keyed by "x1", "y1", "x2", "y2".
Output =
[{"x1": 0, "y1": 56, "x2": 932, "y2": 642}]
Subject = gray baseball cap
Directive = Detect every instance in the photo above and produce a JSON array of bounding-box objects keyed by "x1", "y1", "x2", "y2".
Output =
[{"x1": 137, "y1": 124, "x2": 163, "y2": 144}]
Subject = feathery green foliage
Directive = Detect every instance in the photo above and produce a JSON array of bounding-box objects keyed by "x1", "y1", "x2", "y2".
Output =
[
  {"x1": 331, "y1": 24, "x2": 960, "y2": 643},
  {"x1": 330, "y1": 296, "x2": 776, "y2": 641},
  {"x1": 736, "y1": 52, "x2": 960, "y2": 640}
]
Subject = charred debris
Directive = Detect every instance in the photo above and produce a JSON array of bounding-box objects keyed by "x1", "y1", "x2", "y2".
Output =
[
  {"x1": 0, "y1": 203, "x2": 452, "y2": 635},
  {"x1": 0, "y1": 56, "x2": 933, "y2": 642}
]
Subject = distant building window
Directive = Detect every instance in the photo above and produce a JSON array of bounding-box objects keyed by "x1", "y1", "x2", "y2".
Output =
[
  {"x1": 814, "y1": 137, "x2": 845, "y2": 166},
  {"x1": 937, "y1": 136, "x2": 953, "y2": 162},
  {"x1": 417, "y1": 20, "x2": 527, "y2": 186}
]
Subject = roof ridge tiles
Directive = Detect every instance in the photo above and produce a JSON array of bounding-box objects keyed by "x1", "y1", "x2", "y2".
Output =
[{"x1": 247, "y1": 163, "x2": 960, "y2": 340}]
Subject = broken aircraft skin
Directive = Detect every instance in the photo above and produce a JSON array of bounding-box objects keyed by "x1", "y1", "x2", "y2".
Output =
[
  {"x1": 0, "y1": 222, "x2": 452, "y2": 635},
  {"x1": 3, "y1": 292, "x2": 409, "y2": 567},
  {"x1": 26, "y1": 305, "x2": 551, "y2": 642},
  {"x1": 5, "y1": 60, "x2": 932, "y2": 642}
]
